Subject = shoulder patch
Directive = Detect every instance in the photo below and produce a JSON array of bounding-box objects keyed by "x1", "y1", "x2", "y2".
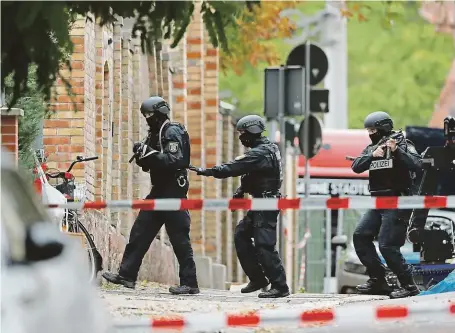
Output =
[
  {"x1": 168, "y1": 141, "x2": 179, "y2": 153},
  {"x1": 235, "y1": 155, "x2": 246, "y2": 161}
]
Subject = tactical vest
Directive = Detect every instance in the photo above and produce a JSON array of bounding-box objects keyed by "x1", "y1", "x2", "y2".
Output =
[
  {"x1": 241, "y1": 141, "x2": 283, "y2": 196},
  {"x1": 368, "y1": 139, "x2": 414, "y2": 196},
  {"x1": 147, "y1": 121, "x2": 190, "y2": 185}
]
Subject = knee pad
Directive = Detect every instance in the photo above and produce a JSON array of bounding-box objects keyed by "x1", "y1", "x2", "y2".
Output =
[{"x1": 378, "y1": 244, "x2": 398, "y2": 256}]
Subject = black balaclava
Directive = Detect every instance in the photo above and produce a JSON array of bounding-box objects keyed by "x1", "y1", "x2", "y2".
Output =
[
  {"x1": 369, "y1": 130, "x2": 384, "y2": 145},
  {"x1": 146, "y1": 112, "x2": 168, "y2": 133},
  {"x1": 239, "y1": 132, "x2": 261, "y2": 148}
]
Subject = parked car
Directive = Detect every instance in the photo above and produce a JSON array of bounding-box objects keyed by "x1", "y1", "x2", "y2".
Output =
[
  {"x1": 334, "y1": 209, "x2": 455, "y2": 294},
  {"x1": 1, "y1": 149, "x2": 111, "y2": 333}
]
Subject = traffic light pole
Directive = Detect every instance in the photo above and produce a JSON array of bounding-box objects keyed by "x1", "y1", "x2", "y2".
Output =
[
  {"x1": 278, "y1": 66, "x2": 286, "y2": 259},
  {"x1": 303, "y1": 41, "x2": 312, "y2": 288}
]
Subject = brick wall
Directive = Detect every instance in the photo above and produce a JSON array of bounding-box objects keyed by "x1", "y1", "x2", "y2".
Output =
[
  {"x1": 41, "y1": 11, "x2": 232, "y2": 284},
  {"x1": 43, "y1": 15, "x2": 176, "y2": 284},
  {"x1": 186, "y1": 5, "x2": 206, "y2": 255},
  {"x1": 203, "y1": 29, "x2": 222, "y2": 261},
  {"x1": 1, "y1": 108, "x2": 24, "y2": 164}
]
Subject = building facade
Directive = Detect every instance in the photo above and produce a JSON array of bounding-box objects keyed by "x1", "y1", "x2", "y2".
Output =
[{"x1": 40, "y1": 9, "x2": 248, "y2": 284}]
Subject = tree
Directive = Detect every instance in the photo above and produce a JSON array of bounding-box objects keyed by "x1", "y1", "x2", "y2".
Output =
[
  {"x1": 220, "y1": 1, "x2": 297, "y2": 74},
  {"x1": 1, "y1": 1, "x2": 250, "y2": 107},
  {"x1": 4, "y1": 66, "x2": 47, "y2": 170},
  {"x1": 219, "y1": 1, "x2": 454, "y2": 130}
]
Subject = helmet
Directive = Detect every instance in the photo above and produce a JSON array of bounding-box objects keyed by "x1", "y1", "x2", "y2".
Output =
[
  {"x1": 364, "y1": 111, "x2": 393, "y2": 132},
  {"x1": 236, "y1": 115, "x2": 266, "y2": 134},
  {"x1": 140, "y1": 96, "x2": 170, "y2": 115}
]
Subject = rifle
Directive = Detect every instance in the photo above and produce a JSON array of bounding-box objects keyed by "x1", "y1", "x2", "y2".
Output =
[
  {"x1": 129, "y1": 133, "x2": 152, "y2": 163},
  {"x1": 345, "y1": 130, "x2": 403, "y2": 161}
]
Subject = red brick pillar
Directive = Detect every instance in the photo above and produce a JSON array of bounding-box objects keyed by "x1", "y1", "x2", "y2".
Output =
[
  {"x1": 203, "y1": 30, "x2": 221, "y2": 261},
  {"x1": 1, "y1": 108, "x2": 24, "y2": 164},
  {"x1": 170, "y1": 38, "x2": 188, "y2": 127},
  {"x1": 120, "y1": 31, "x2": 135, "y2": 233},
  {"x1": 186, "y1": 5, "x2": 206, "y2": 256},
  {"x1": 111, "y1": 17, "x2": 124, "y2": 228}
]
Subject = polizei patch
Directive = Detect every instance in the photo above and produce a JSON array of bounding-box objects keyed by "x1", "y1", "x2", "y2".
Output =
[
  {"x1": 168, "y1": 142, "x2": 179, "y2": 153},
  {"x1": 370, "y1": 159, "x2": 393, "y2": 171}
]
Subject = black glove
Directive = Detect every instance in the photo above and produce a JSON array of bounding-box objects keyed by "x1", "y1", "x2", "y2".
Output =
[
  {"x1": 189, "y1": 165, "x2": 213, "y2": 176},
  {"x1": 233, "y1": 187, "x2": 244, "y2": 199},
  {"x1": 133, "y1": 142, "x2": 143, "y2": 154}
]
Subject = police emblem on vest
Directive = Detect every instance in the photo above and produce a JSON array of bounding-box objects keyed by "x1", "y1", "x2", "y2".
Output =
[
  {"x1": 168, "y1": 142, "x2": 179, "y2": 153},
  {"x1": 370, "y1": 159, "x2": 393, "y2": 171}
]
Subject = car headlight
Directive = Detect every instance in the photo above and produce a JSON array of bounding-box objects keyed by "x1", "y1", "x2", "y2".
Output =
[{"x1": 343, "y1": 262, "x2": 367, "y2": 274}]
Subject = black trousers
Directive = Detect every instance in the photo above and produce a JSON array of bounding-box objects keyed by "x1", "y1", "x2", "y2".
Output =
[
  {"x1": 353, "y1": 209, "x2": 413, "y2": 285},
  {"x1": 234, "y1": 210, "x2": 288, "y2": 291},
  {"x1": 118, "y1": 184, "x2": 198, "y2": 288}
]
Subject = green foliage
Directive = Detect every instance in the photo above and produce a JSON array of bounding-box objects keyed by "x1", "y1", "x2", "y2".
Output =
[
  {"x1": 1, "y1": 1, "x2": 246, "y2": 107},
  {"x1": 220, "y1": 1, "x2": 454, "y2": 129},
  {"x1": 4, "y1": 66, "x2": 47, "y2": 170},
  {"x1": 219, "y1": 1, "x2": 324, "y2": 118},
  {"x1": 347, "y1": 2, "x2": 454, "y2": 129},
  {"x1": 1, "y1": 1, "x2": 74, "y2": 109}
]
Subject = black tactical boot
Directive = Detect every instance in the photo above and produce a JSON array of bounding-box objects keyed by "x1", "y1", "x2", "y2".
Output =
[
  {"x1": 241, "y1": 279, "x2": 269, "y2": 293},
  {"x1": 390, "y1": 273, "x2": 420, "y2": 299},
  {"x1": 169, "y1": 285, "x2": 200, "y2": 295},
  {"x1": 356, "y1": 278, "x2": 393, "y2": 295},
  {"x1": 389, "y1": 284, "x2": 420, "y2": 299},
  {"x1": 258, "y1": 287, "x2": 290, "y2": 298},
  {"x1": 102, "y1": 272, "x2": 136, "y2": 289}
]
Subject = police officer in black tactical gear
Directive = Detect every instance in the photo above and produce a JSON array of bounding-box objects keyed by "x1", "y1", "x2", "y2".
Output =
[
  {"x1": 190, "y1": 115, "x2": 290, "y2": 298},
  {"x1": 352, "y1": 111, "x2": 422, "y2": 299},
  {"x1": 102, "y1": 96, "x2": 199, "y2": 295}
]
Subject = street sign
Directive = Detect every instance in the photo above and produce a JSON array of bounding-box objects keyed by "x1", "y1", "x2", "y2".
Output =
[
  {"x1": 286, "y1": 43, "x2": 329, "y2": 86},
  {"x1": 285, "y1": 119, "x2": 298, "y2": 147},
  {"x1": 264, "y1": 66, "x2": 305, "y2": 118},
  {"x1": 298, "y1": 114, "x2": 323, "y2": 159},
  {"x1": 310, "y1": 89, "x2": 329, "y2": 113}
]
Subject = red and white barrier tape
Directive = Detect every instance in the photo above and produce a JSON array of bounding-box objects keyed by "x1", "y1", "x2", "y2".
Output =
[
  {"x1": 113, "y1": 301, "x2": 455, "y2": 331},
  {"x1": 46, "y1": 195, "x2": 455, "y2": 211}
]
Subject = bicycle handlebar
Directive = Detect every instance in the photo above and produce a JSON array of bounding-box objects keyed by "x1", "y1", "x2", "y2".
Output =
[
  {"x1": 82, "y1": 156, "x2": 98, "y2": 162},
  {"x1": 67, "y1": 156, "x2": 98, "y2": 172}
]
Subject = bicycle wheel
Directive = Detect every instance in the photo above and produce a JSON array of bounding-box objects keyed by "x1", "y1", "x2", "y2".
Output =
[{"x1": 67, "y1": 214, "x2": 101, "y2": 283}]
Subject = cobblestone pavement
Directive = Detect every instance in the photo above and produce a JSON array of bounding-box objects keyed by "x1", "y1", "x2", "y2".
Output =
[
  {"x1": 100, "y1": 282, "x2": 385, "y2": 332},
  {"x1": 99, "y1": 283, "x2": 454, "y2": 333}
]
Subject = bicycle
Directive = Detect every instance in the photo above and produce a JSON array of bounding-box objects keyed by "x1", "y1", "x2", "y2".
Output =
[{"x1": 34, "y1": 152, "x2": 103, "y2": 283}]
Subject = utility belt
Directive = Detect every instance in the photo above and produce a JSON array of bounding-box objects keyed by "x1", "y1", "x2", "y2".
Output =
[
  {"x1": 175, "y1": 169, "x2": 188, "y2": 188},
  {"x1": 151, "y1": 169, "x2": 188, "y2": 188},
  {"x1": 248, "y1": 190, "x2": 282, "y2": 198},
  {"x1": 369, "y1": 188, "x2": 410, "y2": 197}
]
